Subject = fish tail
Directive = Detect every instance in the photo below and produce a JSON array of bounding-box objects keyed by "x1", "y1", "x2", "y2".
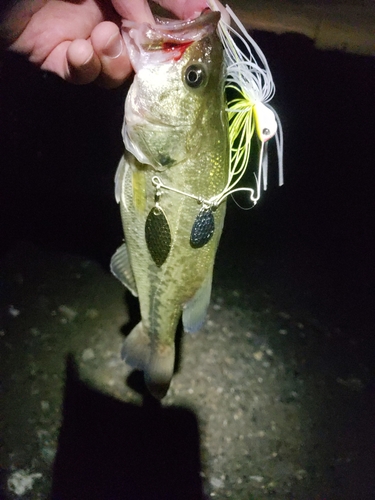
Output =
[
  {"x1": 121, "y1": 322, "x2": 175, "y2": 399},
  {"x1": 145, "y1": 343, "x2": 175, "y2": 400}
]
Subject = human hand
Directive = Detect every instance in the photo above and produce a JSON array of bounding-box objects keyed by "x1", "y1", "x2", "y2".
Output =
[{"x1": 0, "y1": 0, "x2": 211, "y2": 88}]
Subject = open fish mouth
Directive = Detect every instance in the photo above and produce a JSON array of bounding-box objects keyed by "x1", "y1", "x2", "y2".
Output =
[
  {"x1": 122, "y1": 9, "x2": 221, "y2": 70},
  {"x1": 122, "y1": 9, "x2": 220, "y2": 42}
]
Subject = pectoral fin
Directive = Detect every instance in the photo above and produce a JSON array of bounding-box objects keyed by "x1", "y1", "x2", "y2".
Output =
[
  {"x1": 114, "y1": 158, "x2": 125, "y2": 204},
  {"x1": 110, "y1": 243, "x2": 138, "y2": 297},
  {"x1": 182, "y1": 269, "x2": 213, "y2": 333}
]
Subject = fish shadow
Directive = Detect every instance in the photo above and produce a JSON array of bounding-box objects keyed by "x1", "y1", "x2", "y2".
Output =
[{"x1": 51, "y1": 355, "x2": 205, "y2": 500}]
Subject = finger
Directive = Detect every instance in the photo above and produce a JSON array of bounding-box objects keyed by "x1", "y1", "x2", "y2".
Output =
[
  {"x1": 66, "y1": 39, "x2": 102, "y2": 84},
  {"x1": 41, "y1": 38, "x2": 101, "y2": 84},
  {"x1": 0, "y1": 0, "x2": 46, "y2": 47},
  {"x1": 111, "y1": 0, "x2": 154, "y2": 24},
  {"x1": 11, "y1": 0, "x2": 104, "y2": 64},
  {"x1": 156, "y1": 0, "x2": 208, "y2": 19},
  {"x1": 91, "y1": 21, "x2": 132, "y2": 88}
]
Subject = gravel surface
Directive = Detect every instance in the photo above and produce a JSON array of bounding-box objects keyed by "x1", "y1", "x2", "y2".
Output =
[{"x1": 0, "y1": 235, "x2": 374, "y2": 499}]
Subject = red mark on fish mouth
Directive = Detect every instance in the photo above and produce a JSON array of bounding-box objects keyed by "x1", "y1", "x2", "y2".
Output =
[{"x1": 162, "y1": 41, "x2": 193, "y2": 61}]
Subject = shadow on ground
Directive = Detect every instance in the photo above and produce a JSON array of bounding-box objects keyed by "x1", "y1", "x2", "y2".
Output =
[{"x1": 51, "y1": 356, "x2": 204, "y2": 500}]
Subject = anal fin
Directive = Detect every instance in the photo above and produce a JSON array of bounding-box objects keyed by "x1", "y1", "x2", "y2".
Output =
[
  {"x1": 121, "y1": 321, "x2": 150, "y2": 369},
  {"x1": 182, "y1": 269, "x2": 213, "y2": 333}
]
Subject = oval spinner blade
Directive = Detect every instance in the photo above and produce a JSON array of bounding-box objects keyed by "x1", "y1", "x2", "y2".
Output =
[
  {"x1": 190, "y1": 208, "x2": 215, "y2": 248},
  {"x1": 145, "y1": 206, "x2": 171, "y2": 266}
]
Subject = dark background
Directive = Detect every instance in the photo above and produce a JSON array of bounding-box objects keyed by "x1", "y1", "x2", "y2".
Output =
[{"x1": 0, "y1": 30, "x2": 374, "y2": 335}]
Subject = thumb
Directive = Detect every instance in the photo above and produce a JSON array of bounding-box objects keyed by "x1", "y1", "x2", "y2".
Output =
[{"x1": 111, "y1": 0, "x2": 154, "y2": 23}]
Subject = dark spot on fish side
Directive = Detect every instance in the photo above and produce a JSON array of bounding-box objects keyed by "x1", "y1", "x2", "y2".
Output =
[{"x1": 158, "y1": 154, "x2": 174, "y2": 167}]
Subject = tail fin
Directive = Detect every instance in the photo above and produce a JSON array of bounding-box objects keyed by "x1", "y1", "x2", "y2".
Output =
[
  {"x1": 121, "y1": 322, "x2": 175, "y2": 399},
  {"x1": 145, "y1": 343, "x2": 175, "y2": 400}
]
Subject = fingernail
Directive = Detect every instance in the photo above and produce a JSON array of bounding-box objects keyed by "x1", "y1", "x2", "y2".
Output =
[
  {"x1": 103, "y1": 33, "x2": 123, "y2": 59},
  {"x1": 82, "y1": 51, "x2": 94, "y2": 67}
]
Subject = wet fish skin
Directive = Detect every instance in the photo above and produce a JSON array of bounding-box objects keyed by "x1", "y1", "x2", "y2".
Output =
[{"x1": 111, "y1": 11, "x2": 229, "y2": 399}]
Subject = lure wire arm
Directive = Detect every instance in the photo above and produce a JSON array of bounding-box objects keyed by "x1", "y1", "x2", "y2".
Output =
[{"x1": 151, "y1": 176, "x2": 218, "y2": 209}]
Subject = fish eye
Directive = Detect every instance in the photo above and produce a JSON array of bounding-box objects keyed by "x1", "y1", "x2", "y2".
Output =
[{"x1": 185, "y1": 64, "x2": 206, "y2": 88}]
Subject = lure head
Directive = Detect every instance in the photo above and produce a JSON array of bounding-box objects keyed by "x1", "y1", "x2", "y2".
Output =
[
  {"x1": 122, "y1": 10, "x2": 226, "y2": 171},
  {"x1": 253, "y1": 101, "x2": 277, "y2": 143}
]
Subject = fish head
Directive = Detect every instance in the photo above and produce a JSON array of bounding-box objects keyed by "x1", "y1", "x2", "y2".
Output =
[{"x1": 122, "y1": 10, "x2": 226, "y2": 171}]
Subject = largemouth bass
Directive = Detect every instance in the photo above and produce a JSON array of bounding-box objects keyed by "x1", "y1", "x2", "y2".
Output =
[{"x1": 111, "y1": 9, "x2": 229, "y2": 399}]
